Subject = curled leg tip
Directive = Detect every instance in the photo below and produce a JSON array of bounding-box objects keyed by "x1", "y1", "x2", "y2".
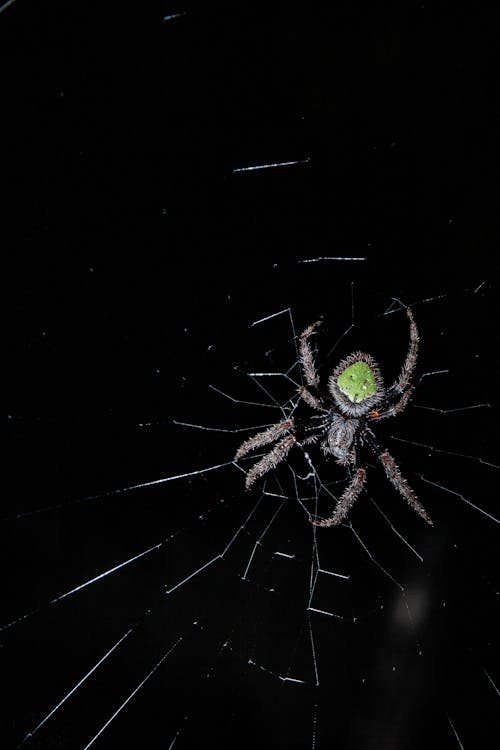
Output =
[{"x1": 244, "y1": 476, "x2": 255, "y2": 491}]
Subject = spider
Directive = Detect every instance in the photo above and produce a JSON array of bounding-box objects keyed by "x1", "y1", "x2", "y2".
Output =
[{"x1": 234, "y1": 307, "x2": 433, "y2": 528}]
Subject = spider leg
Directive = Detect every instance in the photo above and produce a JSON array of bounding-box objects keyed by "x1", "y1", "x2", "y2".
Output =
[
  {"x1": 387, "y1": 307, "x2": 419, "y2": 397},
  {"x1": 376, "y1": 385, "x2": 415, "y2": 420},
  {"x1": 297, "y1": 385, "x2": 326, "y2": 412},
  {"x1": 379, "y1": 450, "x2": 433, "y2": 525},
  {"x1": 312, "y1": 467, "x2": 366, "y2": 527},
  {"x1": 234, "y1": 418, "x2": 294, "y2": 460},
  {"x1": 299, "y1": 320, "x2": 322, "y2": 387},
  {"x1": 244, "y1": 435, "x2": 296, "y2": 489}
]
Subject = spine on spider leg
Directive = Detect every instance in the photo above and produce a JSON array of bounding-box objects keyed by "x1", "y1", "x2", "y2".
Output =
[
  {"x1": 379, "y1": 451, "x2": 433, "y2": 525},
  {"x1": 313, "y1": 468, "x2": 366, "y2": 528},
  {"x1": 234, "y1": 419, "x2": 294, "y2": 460},
  {"x1": 245, "y1": 435, "x2": 296, "y2": 489}
]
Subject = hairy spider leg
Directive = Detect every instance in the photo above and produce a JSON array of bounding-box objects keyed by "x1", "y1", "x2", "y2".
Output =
[
  {"x1": 376, "y1": 385, "x2": 415, "y2": 420},
  {"x1": 234, "y1": 419, "x2": 294, "y2": 460},
  {"x1": 379, "y1": 450, "x2": 433, "y2": 525},
  {"x1": 313, "y1": 467, "x2": 367, "y2": 527},
  {"x1": 364, "y1": 431, "x2": 432, "y2": 524},
  {"x1": 299, "y1": 320, "x2": 322, "y2": 387},
  {"x1": 298, "y1": 320, "x2": 328, "y2": 411},
  {"x1": 370, "y1": 307, "x2": 418, "y2": 421},
  {"x1": 297, "y1": 385, "x2": 326, "y2": 411},
  {"x1": 245, "y1": 435, "x2": 297, "y2": 489},
  {"x1": 388, "y1": 307, "x2": 419, "y2": 397}
]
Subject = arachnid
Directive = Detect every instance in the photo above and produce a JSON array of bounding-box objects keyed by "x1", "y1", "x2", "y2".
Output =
[{"x1": 234, "y1": 308, "x2": 433, "y2": 528}]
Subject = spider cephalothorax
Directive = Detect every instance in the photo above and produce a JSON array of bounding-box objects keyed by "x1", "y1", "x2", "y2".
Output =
[{"x1": 234, "y1": 308, "x2": 433, "y2": 528}]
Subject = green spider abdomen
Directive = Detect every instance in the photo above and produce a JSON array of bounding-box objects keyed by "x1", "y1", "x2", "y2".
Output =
[
  {"x1": 328, "y1": 351, "x2": 384, "y2": 417},
  {"x1": 337, "y1": 361, "x2": 378, "y2": 403}
]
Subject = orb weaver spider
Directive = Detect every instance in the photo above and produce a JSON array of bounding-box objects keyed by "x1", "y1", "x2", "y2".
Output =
[{"x1": 234, "y1": 308, "x2": 432, "y2": 528}]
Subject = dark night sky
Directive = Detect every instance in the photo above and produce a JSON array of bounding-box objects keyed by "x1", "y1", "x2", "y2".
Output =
[{"x1": 1, "y1": 3, "x2": 498, "y2": 749}]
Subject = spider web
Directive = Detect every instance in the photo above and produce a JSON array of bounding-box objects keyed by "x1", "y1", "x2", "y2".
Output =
[{"x1": 2, "y1": 264, "x2": 498, "y2": 749}]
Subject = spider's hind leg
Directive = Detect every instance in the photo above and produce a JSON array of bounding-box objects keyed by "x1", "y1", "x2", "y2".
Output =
[
  {"x1": 313, "y1": 467, "x2": 367, "y2": 527},
  {"x1": 379, "y1": 450, "x2": 433, "y2": 525}
]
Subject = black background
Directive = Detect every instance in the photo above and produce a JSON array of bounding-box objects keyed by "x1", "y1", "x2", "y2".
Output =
[{"x1": 1, "y1": 2, "x2": 498, "y2": 749}]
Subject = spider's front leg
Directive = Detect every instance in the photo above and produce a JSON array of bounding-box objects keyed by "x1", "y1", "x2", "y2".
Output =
[
  {"x1": 299, "y1": 320, "x2": 322, "y2": 387},
  {"x1": 375, "y1": 307, "x2": 418, "y2": 421},
  {"x1": 298, "y1": 320, "x2": 327, "y2": 412},
  {"x1": 375, "y1": 385, "x2": 414, "y2": 421},
  {"x1": 388, "y1": 307, "x2": 419, "y2": 397}
]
